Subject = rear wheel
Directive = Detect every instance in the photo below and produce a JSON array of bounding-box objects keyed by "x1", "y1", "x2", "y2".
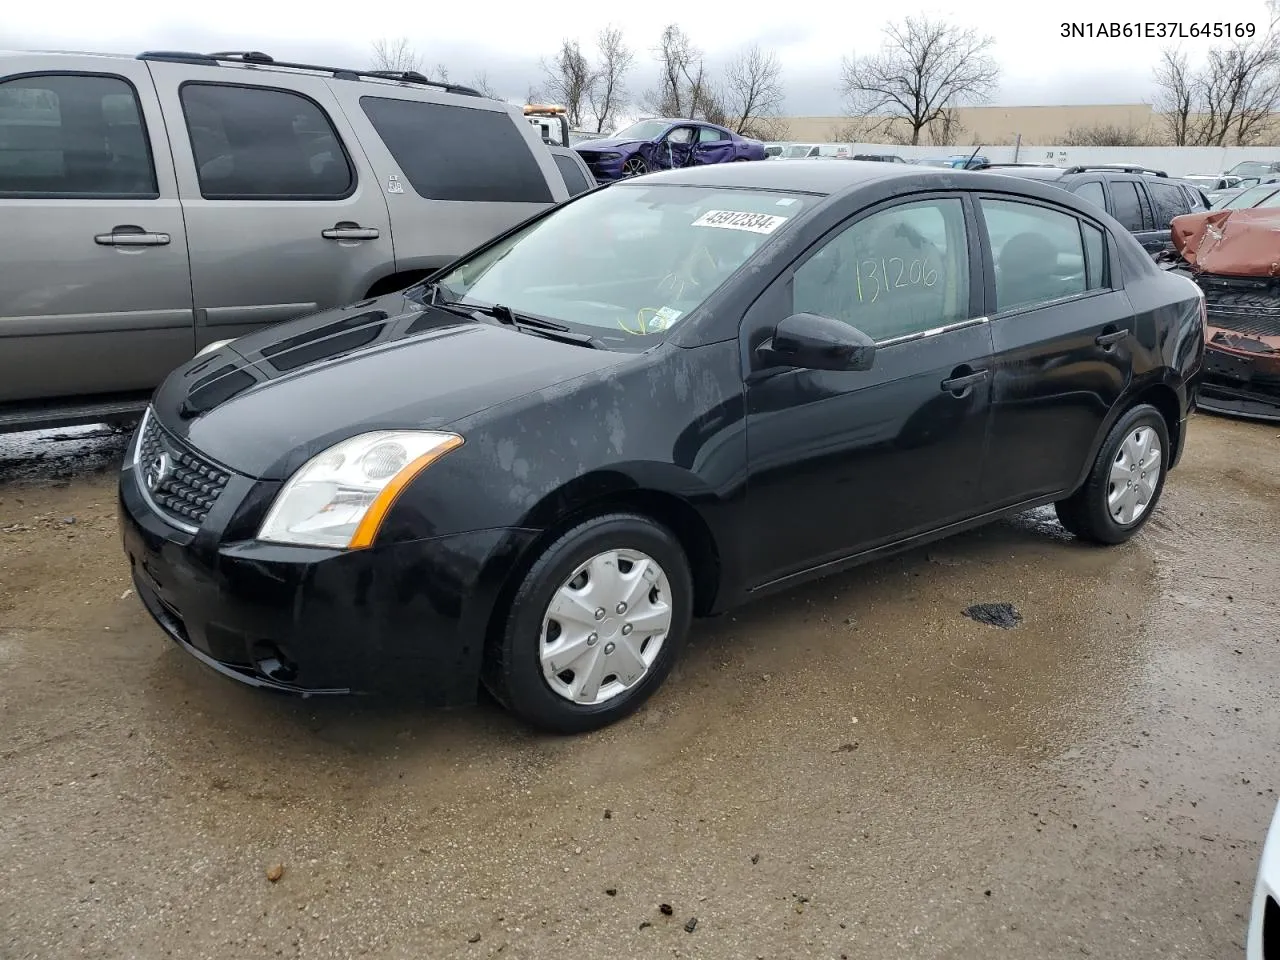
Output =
[
  {"x1": 1054, "y1": 403, "x2": 1170, "y2": 544},
  {"x1": 483, "y1": 513, "x2": 693, "y2": 734}
]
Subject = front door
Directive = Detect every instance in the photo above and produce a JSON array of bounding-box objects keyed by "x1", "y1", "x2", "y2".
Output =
[
  {"x1": 741, "y1": 194, "x2": 995, "y2": 587},
  {"x1": 659, "y1": 125, "x2": 697, "y2": 170},
  {"x1": 144, "y1": 61, "x2": 395, "y2": 348},
  {"x1": 0, "y1": 61, "x2": 194, "y2": 403},
  {"x1": 975, "y1": 194, "x2": 1135, "y2": 506}
]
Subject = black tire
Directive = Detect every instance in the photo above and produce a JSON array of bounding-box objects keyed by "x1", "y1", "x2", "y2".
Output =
[
  {"x1": 1054, "y1": 403, "x2": 1171, "y2": 545},
  {"x1": 482, "y1": 513, "x2": 693, "y2": 734}
]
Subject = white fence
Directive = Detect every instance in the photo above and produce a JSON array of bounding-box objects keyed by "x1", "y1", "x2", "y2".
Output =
[{"x1": 835, "y1": 143, "x2": 1280, "y2": 177}]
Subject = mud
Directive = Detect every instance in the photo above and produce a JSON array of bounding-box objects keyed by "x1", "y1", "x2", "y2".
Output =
[{"x1": 1, "y1": 414, "x2": 1278, "y2": 960}]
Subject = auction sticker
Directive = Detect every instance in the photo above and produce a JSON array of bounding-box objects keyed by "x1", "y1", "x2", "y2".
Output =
[{"x1": 692, "y1": 210, "x2": 789, "y2": 234}]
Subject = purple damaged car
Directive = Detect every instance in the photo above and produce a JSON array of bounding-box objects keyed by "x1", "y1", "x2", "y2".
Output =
[{"x1": 574, "y1": 118, "x2": 766, "y2": 182}]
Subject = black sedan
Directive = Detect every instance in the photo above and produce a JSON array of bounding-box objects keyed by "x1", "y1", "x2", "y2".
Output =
[{"x1": 119, "y1": 159, "x2": 1206, "y2": 733}]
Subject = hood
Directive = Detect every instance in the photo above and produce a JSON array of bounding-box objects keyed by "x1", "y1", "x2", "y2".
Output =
[
  {"x1": 573, "y1": 138, "x2": 643, "y2": 153},
  {"x1": 1170, "y1": 208, "x2": 1280, "y2": 277},
  {"x1": 152, "y1": 291, "x2": 628, "y2": 480}
]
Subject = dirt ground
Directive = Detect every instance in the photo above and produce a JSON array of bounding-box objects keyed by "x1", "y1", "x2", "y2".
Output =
[{"x1": 1, "y1": 413, "x2": 1278, "y2": 960}]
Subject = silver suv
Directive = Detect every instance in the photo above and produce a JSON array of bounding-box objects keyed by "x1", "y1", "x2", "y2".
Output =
[{"x1": 0, "y1": 49, "x2": 571, "y2": 432}]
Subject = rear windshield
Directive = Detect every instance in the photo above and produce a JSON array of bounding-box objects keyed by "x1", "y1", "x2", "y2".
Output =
[{"x1": 433, "y1": 182, "x2": 815, "y2": 349}]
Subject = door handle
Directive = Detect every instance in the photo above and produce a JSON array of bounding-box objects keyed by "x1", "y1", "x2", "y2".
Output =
[
  {"x1": 940, "y1": 369, "x2": 989, "y2": 394},
  {"x1": 94, "y1": 225, "x2": 171, "y2": 246},
  {"x1": 322, "y1": 221, "x2": 380, "y2": 240},
  {"x1": 1096, "y1": 329, "x2": 1130, "y2": 347}
]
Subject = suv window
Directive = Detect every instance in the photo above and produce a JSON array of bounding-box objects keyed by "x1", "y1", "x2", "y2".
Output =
[
  {"x1": 792, "y1": 198, "x2": 969, "y2": 342},
  {"x1": 0, "y1": 73, "x2": 157, "y2": 197},
  {"x1": 180, "y1": 83, "x2": 352, "y2": 200},
  {"x1": 981, "y1": 198, "x2": 1098, "y2": 312},
  {"x1": 360, "y1": 97, "x2": 552, "y2": 203},
  {"x1": 1148, "y1": 180, "x2": 1190, "y2": 226},
  {"x1": 551, "y1": 152, "x2": 590, "y2": 196},
  {"x1": 1071, "y1": 180, "x2": 1106, "y2": 210},
  {"x1": 1110, "y1": 180, "x2": 1146, "y2": 231},
  {"x1": 698, "y1": 126, "x2": 727, "y2": 143}
]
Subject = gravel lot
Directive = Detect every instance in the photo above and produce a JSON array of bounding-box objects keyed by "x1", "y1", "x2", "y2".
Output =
[{"x1": 1, "y1": 412, "x2": 1278, "y2": 960}]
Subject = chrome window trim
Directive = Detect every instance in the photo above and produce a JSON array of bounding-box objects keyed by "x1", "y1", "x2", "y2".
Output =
[{"x1": 875, "y1": 315, "x2": 990, "y2": 348}]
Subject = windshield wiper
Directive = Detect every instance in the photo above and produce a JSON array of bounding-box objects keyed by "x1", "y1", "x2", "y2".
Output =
[{"x1": 469, "y1": 303, "x2": 604, "y2": 349}]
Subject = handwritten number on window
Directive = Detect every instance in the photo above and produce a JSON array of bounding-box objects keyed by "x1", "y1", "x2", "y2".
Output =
[{"x1": 855, "y1": 257, "x2": 937, "y2": 302}]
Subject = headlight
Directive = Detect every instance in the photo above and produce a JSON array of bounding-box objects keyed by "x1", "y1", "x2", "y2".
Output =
[
  {"x1": 257, "y1": 431, "x2": 464, "y2": 549},
  {"x1": 195, "y1": 339, "x2": 233, "y2": 358},
  {"x1": 599, "y1": 152, "x2": 621, "y2": 161}
]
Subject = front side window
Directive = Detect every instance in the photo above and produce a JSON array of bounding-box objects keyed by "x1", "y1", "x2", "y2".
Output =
[
  {"x1": 792, "y1": 198, "x2": 970, "y2": 342},
  {"x1": 181, "y1": 83, "x2": 352, "y2": 200},
  {"x1": 361, "y1": 97, "x2": 552, "y2": 204},
  {"x1": 981, "y1": 198, "x2": 1095, "y2": 313},
  {"x1": 666, "y1": 126, "x2": 694, "y2": 144},
  {"x1": 432, "y1": 183, "x2": 814, "y2": 347},
  {"x1": 0, "y1": 73, "x2": 156, "y2": 197}
]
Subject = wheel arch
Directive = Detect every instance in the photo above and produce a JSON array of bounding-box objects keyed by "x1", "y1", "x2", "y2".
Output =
[{"x1": 1070, "y1": 376, "x2": 1186, "y2": 495}]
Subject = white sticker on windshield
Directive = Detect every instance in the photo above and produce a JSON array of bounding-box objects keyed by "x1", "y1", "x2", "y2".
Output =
[
  {"x1": 775, "y1": 198, "x2": 799, "y2": 206},
  {"x1": 653, "y1": 306, "x2": 683, "y2": 328},
  {"x1": 692, "y1": 210, "x2": 789, "y2": 234}
]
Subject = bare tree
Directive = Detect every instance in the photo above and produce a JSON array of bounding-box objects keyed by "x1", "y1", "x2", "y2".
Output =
[
  {"x1": 1055, "y1": 123, "x2": 1154, "y2": 147},
  {"x1": 721, "y1": 44, "x2": 786, "y2": 138},
  {"x1": 839, "y1": 16, "x2": 1000, "y2": 146},
  {"x1": 1152, "y1": 6, "x2": 1280, "y2": 146},
  {"x1": 927, "y1": 106, "x2": 965, "y2": 146},
  {"x1": 371, "y1": 38, "x2": 422, "y2": 73},
  {"x1": 470, "y1": 70, "x2": 500, "y2": 99},
  {"x1": 642, "y1": 24, "x2": 718, "y2": 120},
  {"x1": 538, "y1": 39, "x2": 595, "y2": 128},
  {"x1": 588, "y1": 26, "x2": 635, "y2": 133}
]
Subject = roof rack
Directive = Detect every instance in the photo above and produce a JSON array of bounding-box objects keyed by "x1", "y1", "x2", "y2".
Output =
[
  {"x1": 1062, "y1": 163, "x2": 1168, "y2": 178},
  {"x1": 136, "y1": 50, "x2": 484, "y2": 97}
]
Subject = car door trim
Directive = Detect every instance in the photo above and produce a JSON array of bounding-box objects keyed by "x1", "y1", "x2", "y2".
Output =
[{"x1": 876, "y1": 315, "x2": 989, "y2": 347}]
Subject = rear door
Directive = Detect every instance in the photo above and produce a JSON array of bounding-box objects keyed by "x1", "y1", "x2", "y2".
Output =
[
  {"x1": 1147, "y1": 179, "x2": 1193, "y2": 245},
  {"x1": 0, "y1": 59, "x2": 193, "y2": 403},
  {"x1": 977, "y1": 193, "x2": 1135, "y2": 506},
  {"x1": 694, "y1": 124, "x2": 735, "y2": 165},
  {"x1": 144, "y1": 61, "x2": 394, "y2": 349},
  {"x1": 1115, "y1": 177, "x2": 1165, "y2": 254}
]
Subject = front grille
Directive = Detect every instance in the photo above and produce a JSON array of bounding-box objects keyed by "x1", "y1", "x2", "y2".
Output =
[
  {"x1": 1201, "y1": 287, "x2": 1280, "y2": 338},
  {"x1": 135, "y1": 410, "x2": 231, "y2": 529}
]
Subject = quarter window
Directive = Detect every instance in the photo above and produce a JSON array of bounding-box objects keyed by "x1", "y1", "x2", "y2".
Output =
[
  {"x1": 982, "y1": 198, "x2": 1097, "y2": 312},
  {"x1": 1082, "y1": 222, "x2": 1108, "y2": 290},
  {"x1": 698, "y1": 126, "x2": 727, "y2": 143},
  {"x1": 180, "y1": 83, "x2": 352, "y2": 200},
  {"x1": 360, "y1": 96, "x2": 552, "y2": 203},
  {"x1": 0, "y1": 73, "x2": 157, "y2": 197},
  {"x1": 792, "y1": 198, "x2": 970, "y2": 342}
]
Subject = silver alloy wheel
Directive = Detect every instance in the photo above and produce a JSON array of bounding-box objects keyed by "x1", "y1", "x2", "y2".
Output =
[
  {"x1": 622, "y1": 157, "x2": 647, "y2": 177},
  {"x1": 1107, "y1": 425, "x2": 1162, "y2": 524},
  {"x1": 540, "y1": 548, "x2": 673, "y2": 706}
]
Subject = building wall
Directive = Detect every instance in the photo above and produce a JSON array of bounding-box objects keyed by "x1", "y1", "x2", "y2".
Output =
[{"x1": 779, "y1": 104, "x2": 1280, "y2": 147}]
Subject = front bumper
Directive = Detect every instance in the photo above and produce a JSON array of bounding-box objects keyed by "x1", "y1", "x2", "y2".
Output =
[
  {"x1": 118, "y1": 432, "x2": 537, "y2": 703},
  {"x1": 1199, "y1": 331, "x2": 1280, "y2": 423},
  {"x1": 578, "y1": 152, "x2": 627, "y2": 182},
  {"x1": 1247, "y1": 800, "x2": 1280, "y2": 958}
]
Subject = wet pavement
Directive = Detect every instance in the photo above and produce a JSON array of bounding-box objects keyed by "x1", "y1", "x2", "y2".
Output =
[{"x1": 1, "y1": 413, "x2": 1277, "y2": 960}]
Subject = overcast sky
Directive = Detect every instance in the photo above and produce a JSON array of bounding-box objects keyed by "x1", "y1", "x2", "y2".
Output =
[{"x1": 3, "y1": 0, "x2": 1273, "y2": 118}]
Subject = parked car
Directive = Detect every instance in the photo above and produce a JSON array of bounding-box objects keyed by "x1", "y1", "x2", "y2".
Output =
[
  {"x1": 917, "y1": 155, "x2": 990, "y2": 169},
  {"x1": 1247, "y1": 800, "x2": 1280, "y2": 959},
  {"x1": 1182, "y1": 173, "x2": 1234, "y2": 191},
  {"x1": 1209, "y1": 180, "x2": 1280, "y2": 210},
  {"x1": 763, "y1": 142, "x2": 787, "y2": 158},
  {"x1": 779, "y1": 143, "x2": 852, "y2": 159},
  {"x1": 972, "y1": 163, "x2": 1206, "y2": 256},
  {"x1": 573, "y1": 118, "x2": 765, "y2": 181},
  {"x1": 1224, "y1": 160, "x2": 1280, "y2": 180},
  {"x1": 546, "y1": 145, "x2": 597, "y2": 196},
  {"x1": 119, "y1": 159, "x2": 1204, "y2": 733},
  {"x1": 0, "y1": 49, "x2": 569, "y2": 434},
  {"x1": 849, "y1": 153, "x2": 908, "y2": 163}
]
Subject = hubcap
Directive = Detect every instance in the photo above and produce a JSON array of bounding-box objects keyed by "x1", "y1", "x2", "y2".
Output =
[
  {"x1": 622, "y1": 158, "x2": 646, "y2": 177},
  {"x1": 1107, "y1": 426, "x2": 1162, "y2": 525},
  {"x1": 539, "y1": 549, "x2": 673, "y2": 705}
]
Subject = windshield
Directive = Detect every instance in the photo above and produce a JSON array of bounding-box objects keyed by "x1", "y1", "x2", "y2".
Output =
[
  {"x1": 432, "y1": 183, "x2": 814, "y2": 349},
  {"x1": 1228, "y1": 161, "x2": 1277, "y2": 178},
  {"x1": 612, "y1": 119, "x2": 671, "y2": 141},
  {"x1": 1223, "y1": 185, "x2": 1280, "y2": 208},
  {"x1": 783, "y1": 144, "x2": 816, "y2": 157}
]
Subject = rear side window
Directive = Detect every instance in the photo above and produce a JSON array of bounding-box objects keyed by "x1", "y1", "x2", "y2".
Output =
[
  {"x1": 1148, "y1": 180, "x2": 1190, "y2": 226},
  {"x1": 1071, "y1": 180, "x2": 1106, "y2": 210},
  {"x1": 180, "y1": 83, "x2": 352, "y2": 200},
  {"x1": 981, "y1": 198, "x2": 1091, "y2": 312},
  {"x1": 361, "y1": 97, "x2": 552, "y2": 204},
  {"x1": 698, "y1": 126, "x2": 728, "y2": 142},
  {"x1": 1110, "y1": 181, "x2": 1146, "y2": 231},
  {"x1": 1082, "y1": 222, "x2": 1108, "y2": 289},
  {"x1": 551, "y1": 153, "x2": 590, "y2": 196},
  {"x1": 0, "y1": 73, "x2": 157, "y2": 198}
]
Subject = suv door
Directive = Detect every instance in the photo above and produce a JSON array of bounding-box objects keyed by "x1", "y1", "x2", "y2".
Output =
[
  {"x1": 144, "y1": 61, "x2": 394, "y2": 349},
  {"x1": 741, "y1": 194, "x2": 994, "y2": 586},
  {"x1": 1147, "y1": 179, "x2": 1193, "y2": 240},
  {"x1": 977, "y1": 194, "x2": 1134, "y2": 506},
  {"x1": 0, "y1": 61, "x2": 193, "y2": 404},
  {"x1": 1109, "y1": 177, "x2": 1164, "y2": 254}
]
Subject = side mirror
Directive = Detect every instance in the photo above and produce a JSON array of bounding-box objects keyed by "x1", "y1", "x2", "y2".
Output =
[{"x1": 757, "y1": 313, "x2": 876, "y2": 372}]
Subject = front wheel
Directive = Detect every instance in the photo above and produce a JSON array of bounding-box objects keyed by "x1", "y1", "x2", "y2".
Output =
[
  {"x1": 483, "y1": 513, "x2": 693, "y2": 734},
  {"x1": 1054, "y1": 403, "x2": 1170, "y2": 544},
  {"x1": 621, "y1": 156, "x2": 648, "y2": 178}
]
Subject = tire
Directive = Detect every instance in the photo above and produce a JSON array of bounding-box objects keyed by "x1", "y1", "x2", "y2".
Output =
[
  {"x1": 482, "y1": 513, "x2": 693, "y2": 734},
  {"x1": 1054, "y1": 403, "x2": 1170, "y2": 545},
  {"x1": 621, "y1": 157, "x2": 648, "y2": 178}
]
